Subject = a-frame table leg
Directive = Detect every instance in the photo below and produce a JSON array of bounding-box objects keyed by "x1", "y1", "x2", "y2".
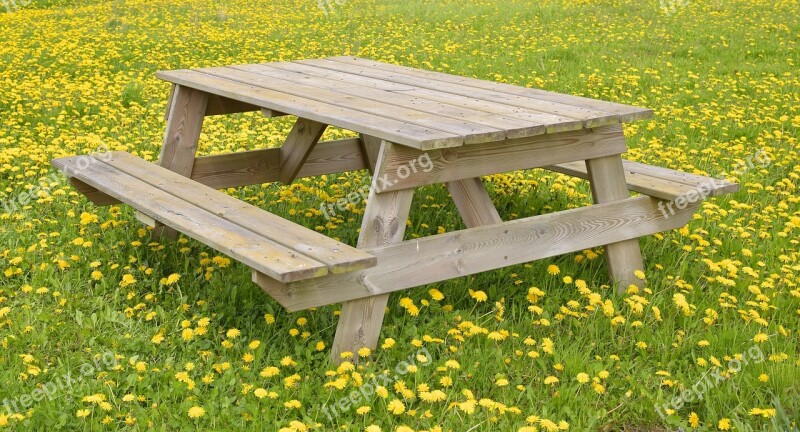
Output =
[
  {"x1": 147, "y1": 84, "x2": 209, "y2": 240},
  {"x1": 332, "y1": 141, "x2": 414, "y2": 364},
  {"x1": 585, "y1": 154, "x2": 646, "y2": 292}
]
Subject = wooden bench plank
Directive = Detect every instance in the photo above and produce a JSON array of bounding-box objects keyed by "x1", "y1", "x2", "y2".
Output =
[
  {"x1": 52, "y1": 156, "x2": 329, "y2": 283},
  {"x1": 201, "y1": 66, "x2": 507, "y2": 145},
  {"x1": 295, "y1": 59, "x2": 620, "y2": 128},
  {"x1": 156, "y1": 69, "x2": 463, "y2": 150},
  {"x1": 620, "y1": 160, "x2": 739, "y2": 193},
  {"x1": 544, "y1": 160, "x2": 738, "y2": 201},
  {"x1": 254, "y1": 195, "x2": 698, "y2": 311},
  {"x1": 326, "y1": 57, "x2": 654, "y2": 122},
  {"x1": 100, "y1": 152, "x2": 376, "y2": 274}
]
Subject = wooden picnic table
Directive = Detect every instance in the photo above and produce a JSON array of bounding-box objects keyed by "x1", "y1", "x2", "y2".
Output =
[{"x1": 52, "y1": 57, "x2": 737, "y2": 363}]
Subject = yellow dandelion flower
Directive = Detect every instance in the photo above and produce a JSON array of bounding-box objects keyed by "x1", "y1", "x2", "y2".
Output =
[
  {"x1": 187, "y1": 406, "x2": 205, "y2": 418},
  {"x1": 387, "y1": 399, "x2": 405, "y2": 415},
  {"x1": 469, "y1": 289, "x2": 487, "y2": 302}
]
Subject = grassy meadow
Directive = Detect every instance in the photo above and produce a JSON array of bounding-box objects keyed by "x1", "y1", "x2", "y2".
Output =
[{"x1": 1, "y1": 0, "x2": 799, "y2": 430}]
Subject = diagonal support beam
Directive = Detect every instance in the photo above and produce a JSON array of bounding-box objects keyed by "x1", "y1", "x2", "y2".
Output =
[
  {"x1": 279, "y1": 118, "x2": 327, "y2": 184},
  {"x1": 446, "y1": 177, "x2": 501, "y2": 228},
  {"x1": 359, "y1": 134, "x2": 383, "y2": 175}
]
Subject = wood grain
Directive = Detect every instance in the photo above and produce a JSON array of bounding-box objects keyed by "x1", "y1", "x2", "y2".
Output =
[
  {"x1": 325, "y1": 57, "x2": 653, "y2": 122},
  {"x1": 375, "y1": 124, "x2": 627, "y2": 192},
  {"x1": 53, "y1": 156, "x2": 330, "y2": 283},
  {"x1": 279, "y1": 118, "x2": 327, "y2": 184},
  {"x1": 102, "y1": 151, "x2": 376, "y2": 274},
  {"x1": 332, "y1": 142, "x2": 414, "y2": 363},
  {"x1": 253, "y1": 195, "x2": 698, "y2": 311},
  {"x1": 586, "y1": 155, "x2": 645, "y2": 292},
  {"x1": 446, "y1": 178, "x2": 501, "y2": 228},
  {"x1": 157, "y1": 69, "x2": 463, "y2": 149}
]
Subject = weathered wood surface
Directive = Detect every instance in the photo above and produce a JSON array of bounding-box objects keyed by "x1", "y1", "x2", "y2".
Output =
[
  {"x1": 375, "y1": 125, "x2": 628, "y2": 192},
  {"x1": 156, "y1": 56, "x2": 652, "y2": 150},
  {"x1": 446, "y1": 178, "x2": 501, "y2": 228},
  {"x1": 585, "y1": 155, "x2": 645, "y2": 291},
  {"x1": 52, "y1": 152, "x2": 377, "y2": 282},
  {"x1": 252, "y1": 195, "x2": 698, "y2": 311},
  {"x1": 155, "y1": 85, "x2": 209, "y2": 239},
  {"x1": 545, "y1": 160, "x2": 739, "y2": 200},
  {"x1": 279, "y1": 119, "x2": 327, "y2": 184}
]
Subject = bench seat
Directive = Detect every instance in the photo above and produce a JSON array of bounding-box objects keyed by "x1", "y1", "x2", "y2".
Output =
[
  {"x1": 51, "y1": 151, "x2": 376, "y2": 283},
  {"x1": 544, "y1": 159, "x2": 739, "y2": 201}
]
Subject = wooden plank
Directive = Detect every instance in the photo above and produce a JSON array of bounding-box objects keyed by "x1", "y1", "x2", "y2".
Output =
[
  {"x1": 261, "y1": 108, "x2": 288, "y2": 118},
  {"x1": 156, "y1": 69, "x2": 462, "y2": 150},
  {"x1": 376, "y1": 124, "x2": 628, "y2": 192},
  {"x1": 261, "y1": 61, "x2": 580, "y2": 134},
  {"x1": 189, "y1": 137, "x2": 366, "y2": 189},
  {"x1": 101, "y1": 152, "x2": 376, "y2": 274},
  {"x1": 333, "y1": 142, "x2": 414, "y2": 363},
  {"x1": 621, "y1": 160, "x2": 739, "y2": 194},
  {"x1": 52, "y1": 157, "x2": 329, "y2": 283},
  {"x1": 203, "y1": 66, "x2": 506, "y2": 145},
  {"x1": 134, "y1": 211, "x2": 156, "y2": 227},
  {"x1": 326, "y1": 57, "x2": 654, "y2": 122},
  {"x1": 446, "y1": 178, "x2": 501, "y2": 228},
  {"x1": 63, "y1": 139, "x2": 366, "y2": 202},
  {"x1": 544, "y1": 160, "x2": 695, "y2": 201},
  {"x1": 586, "y1": 155, "x2": 645, "y2": 292},
  {"x1": 238, "y1": 63, "x2": 545, "y2": 140},
  {"x1": 296, "y1": 58, "x2": 620, "y2": 128},
  {"x1": 164, "y1": 83, "x2": 176, "y2": 121},
  {"x1": 205, "y1": 95, "x2": 260, "y2": 116},
  {"x1": 69, "y1": 178, "x2": 119, "y2": 205},
  {"x1": 359, "y1": 134, "x2": 382, "y2": 174},
  {"x1": 253, "y1": 195, "x2": 698, "y2": 311},
  {"x1": 279, "y1": 118, "x2": 327, "y2": 184}
]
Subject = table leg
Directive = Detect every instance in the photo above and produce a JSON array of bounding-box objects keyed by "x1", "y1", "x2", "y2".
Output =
[
  {"x1": 332, "y1": 141, "x2": 414, "y2": 363},
  {"x1": 585, "y1": 154, "x2": 645, "y2": 292},
  {"x1": 146, "y1": 85, "x2": 209, "y2": 239}
]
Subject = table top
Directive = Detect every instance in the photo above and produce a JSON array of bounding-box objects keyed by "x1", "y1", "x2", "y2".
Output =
[{"x1": 157, "y1": 56, "x2": 652, "y2": 150}]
